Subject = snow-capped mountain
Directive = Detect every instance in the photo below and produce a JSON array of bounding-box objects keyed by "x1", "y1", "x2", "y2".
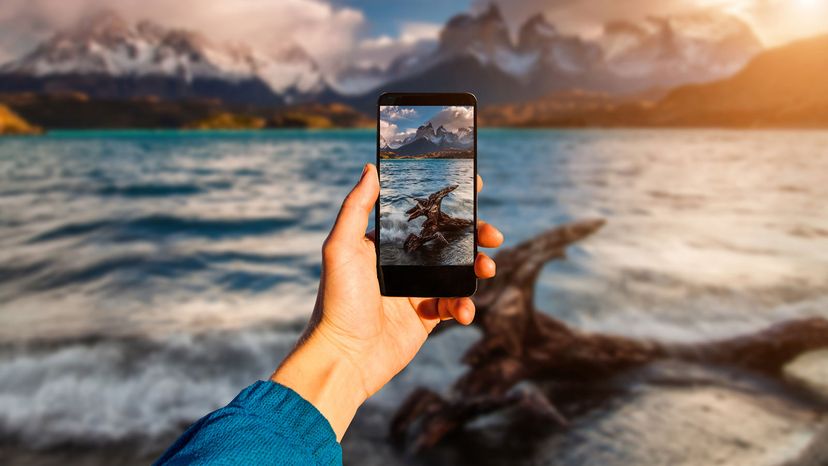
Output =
[
  {"x1": 600, "y1": 11, "x2": 763, "y2": 83},
  {"x1": 353, "y1": 4, "x2": 763, "y2": 106},
  {"x1": 390, "y1": 121, "x2": 473, "y2": 155},
  {"x1": 0, "y1": 6, "x2": 765, "y2": 109},
  {"x1": 0, "y1": 10, "x2": 327, "y2": 104}
]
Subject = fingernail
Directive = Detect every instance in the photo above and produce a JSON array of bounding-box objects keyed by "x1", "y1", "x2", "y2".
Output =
[{"x1": 360, "y1": 163, "x2": 369, "y2": 178}]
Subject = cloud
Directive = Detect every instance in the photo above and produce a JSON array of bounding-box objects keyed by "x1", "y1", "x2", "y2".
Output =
[
  {"x1": 429, "y1": 106, "x2": 474, "y2": 132},
  {"x1": 379, "y1": 117, "x2": 418, "y2": 147},
  {"x1": 728, "y1": 0, "x2": 828, "y2": 45},
  {"x1": 472, "y1": 0, "x2": 827, "y2": 45},
  {"x1": 379, "y1": 119, "x2": 398, "y2": 145},
  {"x1": 474, "y1": 0, "x2": 738, "y2": 37},
  {"x1": 380, "y1": 106, "x2": 418, "y2": 120},
  {"x1": 354, "y1": 21, "x2": 440, "y2": 70},
  {"x1": 0, "y1": 0, "x2": 366, "y2": 72}
]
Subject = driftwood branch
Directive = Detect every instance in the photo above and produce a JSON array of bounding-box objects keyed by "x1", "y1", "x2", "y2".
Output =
[
  {"x1": 404, "y1": 185, "x2": 473, "y2": 253},
  {"x1": 391, "y1": 219, "x2": 828, "y2": 451}
]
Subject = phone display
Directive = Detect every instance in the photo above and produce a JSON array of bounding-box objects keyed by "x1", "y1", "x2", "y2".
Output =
[{"x1": 376, "y1": 93, "x2": 477, "y2": 297}]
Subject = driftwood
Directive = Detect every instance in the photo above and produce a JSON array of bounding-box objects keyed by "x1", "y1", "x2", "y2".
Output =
[
  {"x1": 391, "y1": 219, "x2": 828, "y2": 451},
  {"x1": 404, "y1": 185, "x2": 473, "y2": 253}
]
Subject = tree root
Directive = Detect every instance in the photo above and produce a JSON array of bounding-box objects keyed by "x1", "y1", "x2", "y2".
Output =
[{"x1": 391, "y1": 219, "x2": 828, "y2": 450}]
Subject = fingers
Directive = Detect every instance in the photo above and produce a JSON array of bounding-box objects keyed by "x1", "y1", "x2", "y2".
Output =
[
  {"x1": 476, "y1": 174, "x2": 483, "y2": 193},
  {"x1": 478, "y1": 221, "x2": 503, "y2": 248},
  {"x1": 413, "y1": 297, "x2": 476, "y2": 329},
  {"x1": 475, "y1": 252, "x2": 496, "y2": 279},
  {"x1": 449, "y1": 298, "x2": 475, "y2": 325},
  {"x1": 329, "y1": 164, "x2": 378, "y2": 243}
]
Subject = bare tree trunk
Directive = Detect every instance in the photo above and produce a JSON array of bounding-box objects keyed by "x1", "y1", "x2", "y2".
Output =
[
  {"x1": 391, "y1": 219, "x2": 828, "y2": 451},
  {"x1": 404, "y1": 185, "x2": 473, "y2": 253}
]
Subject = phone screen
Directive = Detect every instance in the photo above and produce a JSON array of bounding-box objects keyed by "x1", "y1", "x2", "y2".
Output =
[{"x1": 378, "y1": 105, "x2": 475, "y2": 267}]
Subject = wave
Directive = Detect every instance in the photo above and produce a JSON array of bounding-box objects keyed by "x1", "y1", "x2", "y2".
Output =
[
  {"x1": 0, "y1": 328, "x2": 302, "y2": 448},
  {"x1": 0, "y1": 321, "x2": 483, "y2": 449},
  {"x1": 379, "y1": 212, "x2": 422, "y2": 243},
  {"x1": 96, "y1": 183, "x2": 207, "y2": 197},
  {"x1": 29, "y1": 215, "x2": 299, "y2": 243},
  {"x1": 2, "y1": 250, "x2": 317, "y2": 295}
]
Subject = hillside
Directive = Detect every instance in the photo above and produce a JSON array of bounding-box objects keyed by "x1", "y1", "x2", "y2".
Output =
[
  {"x1": 481, "y1": 34, "x2": 828, "y2": 128},
  {"x1": 0, "y1": 93, "x2": 370, "y2": 129},
  {"x1": 0, "y1": 104, "x2": 41, "y2": 135},
  {"x1": 654, "y1": 34, "x2": 828, "y2": 127}
]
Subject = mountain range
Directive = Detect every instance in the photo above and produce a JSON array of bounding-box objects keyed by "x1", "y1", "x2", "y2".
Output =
[
  {"x1": 347, "y1": 5, "x2": 763, "y2": 110},
  {"x1": 0, "y1": 6, "x2": 763, "y2": 109},
  {"x1": 385, "y1": 121, "x2": 473, "y2": 156},
  {"x1": 0, "y1": 10, "x2": 327, "y2": 105},
  {"x1": 480, "y1": 34, "x2": 828, "y2": 128},
  {"x1": 0, "y1": 6, "x2": 825, "y2": 129}
]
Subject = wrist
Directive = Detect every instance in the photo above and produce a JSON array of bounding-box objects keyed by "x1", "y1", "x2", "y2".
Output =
[{"x1": 271, "y1": 329, "x2": 368, "y2": 440}]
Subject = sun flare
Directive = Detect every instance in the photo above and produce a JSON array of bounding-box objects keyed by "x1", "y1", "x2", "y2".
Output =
[{"x1": 794, "y1": 0, "x2": 821, "y2": 8}]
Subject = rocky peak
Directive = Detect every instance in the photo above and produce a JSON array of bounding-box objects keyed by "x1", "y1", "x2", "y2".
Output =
[
  {"x1": 415, "y1": 121, "x2": 436, "y2": 140},
  {"x1": 439, "y1": 3, "x2": 511, "y2": 58},
  {"x1": 518, "y1": 13, "x2": 559, "y2": 51},
  {"x1": 73, "y1": 9, "x2": 132, "y2": 41},
  {"x1": 601, "y1": 10, "x2": 763, "y2": 80},
  {"x1": 0, "y1": 9, "x2": 326, "y2": 97}
]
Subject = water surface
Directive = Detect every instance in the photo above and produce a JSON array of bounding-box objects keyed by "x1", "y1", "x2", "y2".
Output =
[{"x1": 1, "y1": 129, "x2": 827, "y2": 461}]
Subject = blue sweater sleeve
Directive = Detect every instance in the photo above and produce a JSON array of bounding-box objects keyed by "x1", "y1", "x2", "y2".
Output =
[{"x1": 155, "y1": 381, "x2": 342, "y2": 465}]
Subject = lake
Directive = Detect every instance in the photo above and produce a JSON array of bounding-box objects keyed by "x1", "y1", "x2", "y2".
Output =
[
  {"x1": 1, "y1": 129, "x2": 827, "y2": 464},
  {"x1": 379, "y1": 158, "x2": 475, "y2": 266}
]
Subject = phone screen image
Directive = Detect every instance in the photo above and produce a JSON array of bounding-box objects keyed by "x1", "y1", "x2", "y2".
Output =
[{"x1": 378, "y1": 105, "x2": 475, "y2": 267}]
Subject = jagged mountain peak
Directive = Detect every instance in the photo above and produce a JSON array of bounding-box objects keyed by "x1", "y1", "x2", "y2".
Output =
[
  {"x1": 600, "y1": 10, "x2": 763, "y2": 81},
  {"x1": 75, "y1": 9, "x2": 132, "y2": 38},
  {"x1": 521, "y1": 13, "x2": 558, "y2": 39},
  {"x1": 0, "y1": 9, "x2": 326, "y2": 100},
  {"x1": 439, "y1": 3, "x2": 511, "y2": 58}
]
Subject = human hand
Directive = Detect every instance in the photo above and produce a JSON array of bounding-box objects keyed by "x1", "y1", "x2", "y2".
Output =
[{"x1": 272, "y1": 163, "x2": 503, "y2": 439}]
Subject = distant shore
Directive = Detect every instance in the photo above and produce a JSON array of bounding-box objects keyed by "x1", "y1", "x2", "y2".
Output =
[{"x1": 380, "y1": 149, "x2": 474, "y2": 160}]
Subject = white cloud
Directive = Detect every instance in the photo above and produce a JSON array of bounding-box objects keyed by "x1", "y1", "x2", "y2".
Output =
[
  {"x1": 429, "y1": 106, "x2": 474, "y2": 132},
  {"x1": 380, "y1": 106, "x2": 418, "y2": 120},
  {"x1": 354, "y1": 21, "x2": 440, "y2": 70},
  {"x1": 0, "y1": 0, "x2": 366, "y2": 73},
  {"x1": 473, "y1": 0, "x2": 827, "y2": 46},
  {"x1": 728, "y1": 0, "x2": 828, "y2": 45},
  {"x1": 379, "y1": 119, "x2": 398, "y2": 145},
  {"x1": 379, "y1": 118, "x2": 418, "y2": 147},
  {"x1": 399, "y1": 22, "x2": 443, "y2": 43}
]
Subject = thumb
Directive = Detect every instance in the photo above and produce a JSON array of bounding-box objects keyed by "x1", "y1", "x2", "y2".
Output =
[{"x1": 329, "y1": 163, "x2": 378, "y2": 243}]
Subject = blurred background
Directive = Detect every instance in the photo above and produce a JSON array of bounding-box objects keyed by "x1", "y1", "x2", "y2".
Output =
[{"x1": 1, "y1": 0, "x2": 827, "y2": 465}]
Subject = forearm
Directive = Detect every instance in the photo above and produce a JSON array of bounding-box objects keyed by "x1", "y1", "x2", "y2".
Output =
[
  {"x1": 155, "y1": 381, "x2": 342, "y2": 465},
  {"x1": 271, "y1": 329, "x2": 368, "y2": 441}
]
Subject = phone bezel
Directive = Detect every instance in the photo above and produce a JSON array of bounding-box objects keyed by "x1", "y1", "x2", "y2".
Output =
[{"x1": 375, "y1": 92, "x2": 478, "y2": 297}]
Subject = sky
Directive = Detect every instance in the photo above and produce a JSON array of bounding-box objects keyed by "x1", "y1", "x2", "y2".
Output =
[
  {"x1": 0, "y1": 0, "x2": 826, "y2": 70},
  {"x1": 380, "y1": 105, "x2": 474, "y2": 147}
]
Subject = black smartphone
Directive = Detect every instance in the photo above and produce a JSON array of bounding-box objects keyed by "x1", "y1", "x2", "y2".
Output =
[{"x1": 376, "y1": 92, "x2": 478, "y2": 297}]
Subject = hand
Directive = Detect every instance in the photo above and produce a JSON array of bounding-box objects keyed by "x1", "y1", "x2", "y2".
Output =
[{"x1": 272, "y1": 163, "x2": 503, "y2": 439}]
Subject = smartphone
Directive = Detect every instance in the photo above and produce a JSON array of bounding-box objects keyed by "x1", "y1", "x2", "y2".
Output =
[{"x1": 376, "y1": 92, "x2": 478, "y2": 297}]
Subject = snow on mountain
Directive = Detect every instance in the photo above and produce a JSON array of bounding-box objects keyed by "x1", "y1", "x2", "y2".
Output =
[
  {"x1": 391, "y1": 121, "x2": 472, "y2": 151},
  {"x1": 366, "y1": 4, "x2": 763, "y2": 100},
  {"x1": 600, "y1": 11, "x2": 763, "y2": 81},
  {"x1": 0, "y1": 6, "x2": 765, "y2": 105},
  {"x1": 0, "y1": 10, "x2": 325, "y2": 98}
]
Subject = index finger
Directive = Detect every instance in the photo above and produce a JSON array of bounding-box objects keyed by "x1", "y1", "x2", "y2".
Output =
[{"x1": 477, "y1": 174, "x2": 483, "y2": 193}]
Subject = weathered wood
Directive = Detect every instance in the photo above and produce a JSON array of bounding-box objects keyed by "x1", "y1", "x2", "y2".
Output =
[
  {"x1": 391, "y1": 219, "x2": 828, "y2": 451},
  {"x1": 404, "y1": 185, "x2": 473, "y2": 253}
]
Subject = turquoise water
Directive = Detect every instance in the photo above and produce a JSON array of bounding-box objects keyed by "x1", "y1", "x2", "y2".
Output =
[
  {"x1": 379, "y1": 158, "x2": 474, "y2": 265},
  {"x1": 1, "y1": 129, "x2": 827, "y2": 457}
]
